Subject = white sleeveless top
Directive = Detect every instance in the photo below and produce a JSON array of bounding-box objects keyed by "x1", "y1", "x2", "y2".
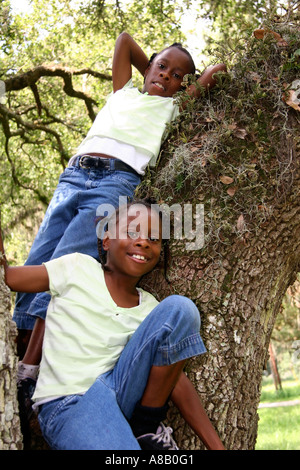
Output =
[{"x1": 73, "y1": 80, "x2": 179, "y2": 174}]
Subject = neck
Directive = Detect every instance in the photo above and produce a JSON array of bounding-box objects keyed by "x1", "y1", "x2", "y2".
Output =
[{"x1": 103, "y1": 269, "x2": 141, "y2": 308}]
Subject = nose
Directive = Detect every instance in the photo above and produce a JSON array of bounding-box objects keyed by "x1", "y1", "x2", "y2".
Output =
[
  {"x1": 159, "y1": 70, "x2": 170, "y2": 80},
  {"x1": 134, "y1": 237, "x2": 150, "y2": 248}
]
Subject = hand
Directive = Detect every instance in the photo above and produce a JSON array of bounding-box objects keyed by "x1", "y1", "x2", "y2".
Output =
[{"x1": 196, "y1": 63, "x2": 227, "y2": 91}]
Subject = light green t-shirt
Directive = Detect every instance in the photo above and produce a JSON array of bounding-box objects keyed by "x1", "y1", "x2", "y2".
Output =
[
  {"x1": 77, "y1": 79, "x2": 180, "y2": 166},
  {"x1": 32, "y1": 253, "x2": 159, "y2": 404}
]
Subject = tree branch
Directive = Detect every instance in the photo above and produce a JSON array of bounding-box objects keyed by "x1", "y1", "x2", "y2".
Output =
[
  {"x1": 0, "y1": 102, "x2": 69, "y2": 169},
  {"x1": 0, "y1": 112, "x2": 50, "y2": 207},
  {"x1": 30, "y1": 83, "x2": 42, "y2": 116},
  {"x1": 4, "y1": 65, "x2": 112, "y2": 122}
]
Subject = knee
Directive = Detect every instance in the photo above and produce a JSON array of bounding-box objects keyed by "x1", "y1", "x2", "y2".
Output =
[{"x1": 160, "y1": 295, "x2": 201, "y2": 332}]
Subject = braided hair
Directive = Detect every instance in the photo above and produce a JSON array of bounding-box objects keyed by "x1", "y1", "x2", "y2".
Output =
[{"x1": 97, "y1": 198, "x2": 170, "y2": 282}]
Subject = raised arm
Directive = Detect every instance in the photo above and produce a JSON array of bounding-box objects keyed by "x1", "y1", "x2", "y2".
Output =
[
  {"x1": 0, "y1": 215, "x2": 49, "y2": 293},
  {"x1": 112, "y1": 32, "x2": 149, "y2": 92},
  {"x1": 171, "y1": 372, "x2": 226, "y2": 450}
]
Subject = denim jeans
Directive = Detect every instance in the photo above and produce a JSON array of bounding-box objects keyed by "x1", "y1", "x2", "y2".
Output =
[
  {"x1": 37, "y1": 295, "x2": 206, "y2": 450},
  {"x1": 13, "y1": 160, "x2": 141, "y2": 330}
]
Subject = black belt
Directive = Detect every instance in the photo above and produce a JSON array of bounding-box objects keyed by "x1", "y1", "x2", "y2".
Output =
[{"x1": 77, "y1": 155, "x2": 138, "y2": 175}]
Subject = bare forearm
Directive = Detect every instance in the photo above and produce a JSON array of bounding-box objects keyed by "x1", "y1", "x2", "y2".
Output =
[
  {"x1": 0, "y1": 219, "x2": 49, "y2": 292},
  {"x1": 120, "y1": 32, "x2": 149, "y2": 76},
  {"x1": 171, "y1": 372, "x2": 225, "y2": 450},
  {"x1": 188, "y1": 63, "x2": 227, "y2": 98},
  {"x1": 112, "y1": 32, "x2": 149, "y2": 91}
]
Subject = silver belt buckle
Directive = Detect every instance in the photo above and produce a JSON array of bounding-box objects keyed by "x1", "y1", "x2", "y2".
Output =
[{"x1": 79, "y1": 155, "x2": 91, "y2": 168}]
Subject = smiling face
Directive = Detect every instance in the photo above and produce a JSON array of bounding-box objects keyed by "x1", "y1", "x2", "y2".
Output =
[
  {"x1": 142, "y1": 47, "x2": 194, "y2": 98},
  {"x1": 102, "y1": 205, "x2": 162, "y2": 280}
]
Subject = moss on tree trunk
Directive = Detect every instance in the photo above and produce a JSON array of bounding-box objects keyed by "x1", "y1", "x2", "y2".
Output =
[{"x1": 139, "y1": 22, "x2": 300, "y2": 449}]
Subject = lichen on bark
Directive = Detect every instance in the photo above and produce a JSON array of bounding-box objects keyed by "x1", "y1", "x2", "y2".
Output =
[
  {"x1": 138, "y1": 22, "x2": 300, "y2": 449},
  {"x1": 0, "y1": 255, "x2": 22, "y2": 450}
]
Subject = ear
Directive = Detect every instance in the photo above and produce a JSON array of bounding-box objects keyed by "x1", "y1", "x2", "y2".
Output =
[
  {"x1": 143, "y1": 64, "x2": 150, "y2": 84},
  {"x1": 101, "y1": 232, "x2": 111, "y2": 252},
  {"x1": 144, "y1": 63, "x2": 151, "y2": 75}
]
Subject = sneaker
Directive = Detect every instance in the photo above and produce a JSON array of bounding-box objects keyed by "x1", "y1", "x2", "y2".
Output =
[
  {"x1": 17, "y1": 378, "x2": 36, "y2": 448},
  {"x1": 17, "y1": 377, "x2": 36, "y2": 420},
  {"x1": 137, "y1": 422, "x2": 179, "y2": 450}
]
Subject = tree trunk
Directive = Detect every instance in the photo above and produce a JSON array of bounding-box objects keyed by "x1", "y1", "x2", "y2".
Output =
[
  {"x1": 139, "y1": 25, "x2": 300, "y2": 449},
  {"x1": 269, "y1": 342, "x2": 282, "y2": 390},
  {"x1": 2, "y1": 21, "x2": 299, "y2": 451},
  {"x1": 142, "y1": 195, "x2": 300, "y2": 449},
  {"x1": 0, "y1": 257, "x2": 23, "y2": 450}
]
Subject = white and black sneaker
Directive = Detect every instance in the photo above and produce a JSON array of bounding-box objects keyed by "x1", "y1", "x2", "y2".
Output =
[{"x1": 137, "y1": 422, "x2": 179, "y2": 450}]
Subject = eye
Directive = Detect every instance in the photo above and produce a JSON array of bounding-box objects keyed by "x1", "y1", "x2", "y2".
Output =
[
  {"x1": 128, "y1": 231, "x2": 139, "y2": 239},
  {"x1": 173, "y1": 73, "x2": 181, "y2": 79},
  {"x1": 149, "y1": 235, "x2": 161, "y2": 243}
]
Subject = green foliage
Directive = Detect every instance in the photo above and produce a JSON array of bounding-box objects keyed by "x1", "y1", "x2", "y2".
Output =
[
  {"x1": 0, "y1": 0, "x2": 16, "y2": 54},
  {"x1": 260, "y1": 377, "x2": 300, "y2": 402},
  {"x1": 271, "y1": 277, "x2": 300, "y2": 363},
  {"x1": 82, "y1": 0, "x2": 190, "y2": 46}
]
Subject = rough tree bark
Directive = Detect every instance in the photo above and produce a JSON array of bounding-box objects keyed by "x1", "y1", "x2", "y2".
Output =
[
  {"x1": 139, "y1": 24, "x2": 300, "y2": 449},
  {"x1": 0, "y1": 256, "x2": 22, "y2": 450},
  {"x1": 147, "y1": 194, "x2": 300, "y2": 450}
]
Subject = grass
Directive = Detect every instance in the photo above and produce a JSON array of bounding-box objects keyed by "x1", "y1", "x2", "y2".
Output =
[
  {"x1": 256, "y1": 378, "x2": 300, "y2": 450},
  {"x1": 260, "y1": 378, "x2": 300, "y2": 403}
]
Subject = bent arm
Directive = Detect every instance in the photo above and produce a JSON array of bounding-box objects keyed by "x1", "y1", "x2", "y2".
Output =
[
  {"x1": 171, "y1": 372, "x2": 226, "y2": 450},
  {"x1": 112, "y1": 32, "x2": 149, "y2": 92},
  {"x1": 187, "y1": 63, "x2": 227, "y2": 99},
  {"x1": 0, "y1": 218, "x2": 49, "y2": 293}
]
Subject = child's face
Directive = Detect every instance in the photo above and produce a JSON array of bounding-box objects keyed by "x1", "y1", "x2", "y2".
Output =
[
  {"x1": 142, "y1": 48, "x2": 193, "y2": 98},
  {"x1": 103, "y1": 206, "x2": 162, "y2": 279}
]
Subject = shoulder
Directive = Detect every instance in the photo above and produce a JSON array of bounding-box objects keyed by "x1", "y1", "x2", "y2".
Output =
[
  {"x1": 44, "y1": 253, "x2": 102, "y2": 295},
  {"x1": 44, "y1": 253, "x2": 99, "y2": 274}
]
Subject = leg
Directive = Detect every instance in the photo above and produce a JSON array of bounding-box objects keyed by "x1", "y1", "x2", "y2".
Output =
[
  {"x1": 22, "y1": 318, "x2": 45, "y2": 365},
  {"x1": 13, "y1": 166, "x2": 85, "y2": 335},
  {"x1": 107, "y1": 295, "x2": 205, "y2": 449},
  {"x1": 38, "y1": 381, "x2": 141, "y2": 450},
  {"x1": 16, "y1": 318, "x2": 45, "y2": 446},
  {"x1": 105, "y1": 295, "x2": 206, "y2": 418},
  {"x1": 15, "y1": 329, "x2": 32, "y2": 359},
  {"x1": 141, "y1": 359, "x2": 186, "y2": 407},
  {"x1": 129, "y1": 360, "x2": 187, "y2": 450},
  {"x1": 38, "y1": 295, "x2": 205, "y2": 450}
]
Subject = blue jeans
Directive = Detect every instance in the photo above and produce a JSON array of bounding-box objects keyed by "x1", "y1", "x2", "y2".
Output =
[
  {"x1": 13, "y1": 160, "x2": 141, "y2": 330},
  {"x1": 37, "y1": 295, "x2": 206, "y2": 450}
]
